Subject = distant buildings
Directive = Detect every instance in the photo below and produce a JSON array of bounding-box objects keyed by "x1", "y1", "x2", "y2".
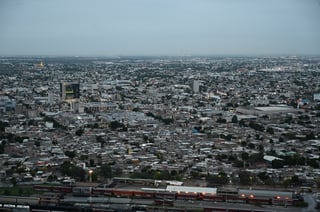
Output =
[
  {"x1": 314, "y1": 93, "x2": 320, "y2": 101},
  {"x1": 0, "y1": 96, "x2": 15, "y2": 113},
  {"x1": 0, "y1": 56, "x2": 320, "y2": 191}
]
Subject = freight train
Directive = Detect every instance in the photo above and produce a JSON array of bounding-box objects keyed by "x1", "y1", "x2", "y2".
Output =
[{"x1": 32, "y1": 184, "x2": 301, "y2": 206}]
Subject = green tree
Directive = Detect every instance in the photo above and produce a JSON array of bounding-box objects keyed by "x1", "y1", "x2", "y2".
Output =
[
  {"x1": 132, "y1": 107, "x2": 140, "y2": 112},
  {"x1": 239, "y1": 171, "x2": 254, "y2": 185},
  {"x1": 75, "y1": 128, "x2": 84, "y2": 136},
  {"x1": 217, "y1": 117, "x2": 227, "y2": 123},
  {"x1": 98, "y1": 164, "x2": 113, "y2": 179},
  {"x1": 96, "y1": 136, "x2": 105, "y2": 147},
  {"x1": 248, "y1": 153, "x2": 264, "y2": 163},
  {"x1": 272, "y1": 159, "x2": 285, "y2": 169},
  {"x1": 241, "y1": 152, "x2": 249, "y2": 161},
  {"x1": 90, "y1": 159, "x2": 95, "y2": 167},
  {"x1": 239, "y1": 119, "x2": 246, "y2": 127},
  {"x1": 231, "y1": 115, "x2": 238, "y2": 123},
  {"x1": 47, "y1": 175, "x2": 58, "y2": 182},
  {"x1": 109, "y1": 121, "x2": 124, "y2": 131},
  {"x1": 61, "y1": 161, "x2": 86, "y2": 181},
  {"x1": 305, "y1": 132, "x2": 315, "y2": 140},
  {"x1": 283, "y1": 154, "x2": 305, "y2": 166},
  {"x1": 11, "y1": 177, "x2": 17, "y2": 187},
  {"x1": 130, "y1": 171, "x2": 152, "y2": 179},
  {"x1": 290, "y1": 175, "x2": 302, "y2": 186},
  {"x1": 241, "y1": 152, "x2": 249, "y2": 167},
  {"x1": 80, "y1": 154, "x2": 88, "y2": 161},
  {"x1": 163, "y1": 118, "x2": 174, "y2": 125},
  {"x1": 240, "y1": 141, "x2": 247, "y2": 147},
  {"x1": 170, "y1": 170, "x2": 178, "y2": 177},
  {"x1": 257, "y1": 172, "x2": 269, "y2": 183},
  {"x1": 249, "y1": 121, "x2": 265, "y2": 131},
  {"x1": 307, "y1": 159, "x2": 319, "y2": 168},
  {"x1": 207, "y1": 172, "x2": 229, "y2": 185},
  {"x1": 0, "y1": 140, "x2": 6, "y2": 154},
  {"x1": 248, "y1": 143, "x2": 255, "y2": 149},
  {"x1": 233, "y1": 159, "x2": 244, "y2": 168},
  {"x1": 65, "y1": 150, "x2": 76, "y2": 159},
  {"x1": 0, "y1": 121, "x2": 9, "y2": 132},
  {"x1": 258, "y1": 144, "x2": 264, "y2": 153},
  {"x1": 34, "y1": 140, "x2": 40, "y2": 147},
  {"x1": 266, "y1": 127, "x2": 274, "y2": 134},
  {"x1": 151, "y1": 170, "x2": 170, "y2": 180}
]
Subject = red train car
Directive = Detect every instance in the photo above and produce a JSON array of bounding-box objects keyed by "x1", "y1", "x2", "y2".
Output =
[
  {"x1": 33, "y1": 185, "x2": 73, "y2": 193},
  {"x1": 92, "y1": 188, "x2": 113, "y2": 196},
  {"x1": 112, "y1": 190, "x2": 134, "y2": 198},
  {"x1": 154, "y1": 191, "x2": 175, "y2": 199},
  {"x1": 176, "y1": 192, "x2": 198, "y2": 200},
  {"x1": 132, "y1": 190, "x2": 155, "y2": 198}
]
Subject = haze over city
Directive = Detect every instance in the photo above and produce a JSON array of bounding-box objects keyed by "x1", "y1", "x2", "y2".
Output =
[
  {"x1": 1, "y1": 0, "x2": 320, "y2": 211},
  {"x1": 1, "y1": 0, "x2": 320, "y2": 56}
]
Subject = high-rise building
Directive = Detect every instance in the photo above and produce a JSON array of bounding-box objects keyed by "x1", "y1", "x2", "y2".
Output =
[
  {"x1": 60, "y1": 82, "x2": 80, "y2": 113},
  {"x1": 192, "y1": 80, "x2": 200, "y2": 93},
  {"x1": 60, "y1": 82, "x2": 80, "y2": 101}
]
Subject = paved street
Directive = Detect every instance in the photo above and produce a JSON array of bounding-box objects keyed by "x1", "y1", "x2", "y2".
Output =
[{"x1": 302, "y1": 194, "x2": 318, "y2": 212}]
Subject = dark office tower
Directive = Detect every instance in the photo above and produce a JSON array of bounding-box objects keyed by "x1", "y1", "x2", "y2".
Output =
[
  {"x1": 60, "y1": 82, "x2": 80, "y2": 113},
  {"x1": 60, "y1": 82, "x2": 80, "y2": 101}
]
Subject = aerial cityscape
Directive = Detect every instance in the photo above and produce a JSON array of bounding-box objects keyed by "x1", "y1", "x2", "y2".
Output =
[
  {"x1": 1, "y1": 0, "x2": 320, "y2": 211},
  {"x1": 0, "y1": 55, "x2": 319, "y2": 211}
]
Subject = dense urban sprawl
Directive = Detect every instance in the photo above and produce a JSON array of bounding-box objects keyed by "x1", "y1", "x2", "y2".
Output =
[{"x1": 0, "y1": 56, "x2": 320, "y2": 191}]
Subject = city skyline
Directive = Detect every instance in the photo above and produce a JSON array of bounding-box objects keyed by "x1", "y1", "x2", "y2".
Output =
[{"x1": 1, "y1": 0, "x2": 320, "y2": 56}]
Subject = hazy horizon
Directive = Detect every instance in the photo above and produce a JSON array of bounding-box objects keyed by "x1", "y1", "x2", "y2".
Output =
[{"x1": 1, "y1": 0, "x2": 320, "y2": 56}]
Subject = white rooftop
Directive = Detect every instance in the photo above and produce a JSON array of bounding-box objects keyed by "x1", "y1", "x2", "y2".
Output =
[
  {"x1": 166, "y1": 186, "x2": 217, "y2": 194},
  {"x1": 254, "y1": 106, "x2": 296, "y2": 112},
  {"x1": 263, "y1": 155, "x2": 283, "y2": 162}
]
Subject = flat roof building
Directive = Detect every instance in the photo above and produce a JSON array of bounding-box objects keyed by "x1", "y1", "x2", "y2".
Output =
[{"x1": 166, "y1": 186, "x2": 217, "y2": 195}]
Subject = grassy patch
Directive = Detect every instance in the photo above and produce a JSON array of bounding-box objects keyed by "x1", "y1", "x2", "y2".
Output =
[
  {"x1": 0, "y1": 186, "x2": 40, "y2": 196},
  {"x1": 294, "y1": 201, "x2": 308, "y2": 207}
]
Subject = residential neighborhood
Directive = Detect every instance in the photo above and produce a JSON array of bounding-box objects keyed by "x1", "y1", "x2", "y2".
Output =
[{"x1": 0, "y1": 56, "x2": 319, "y2": 194}]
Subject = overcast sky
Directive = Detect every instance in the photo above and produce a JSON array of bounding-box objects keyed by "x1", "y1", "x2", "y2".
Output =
[{"x1": 1, "y1": 0, "x2": 320, "y2": 56}]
